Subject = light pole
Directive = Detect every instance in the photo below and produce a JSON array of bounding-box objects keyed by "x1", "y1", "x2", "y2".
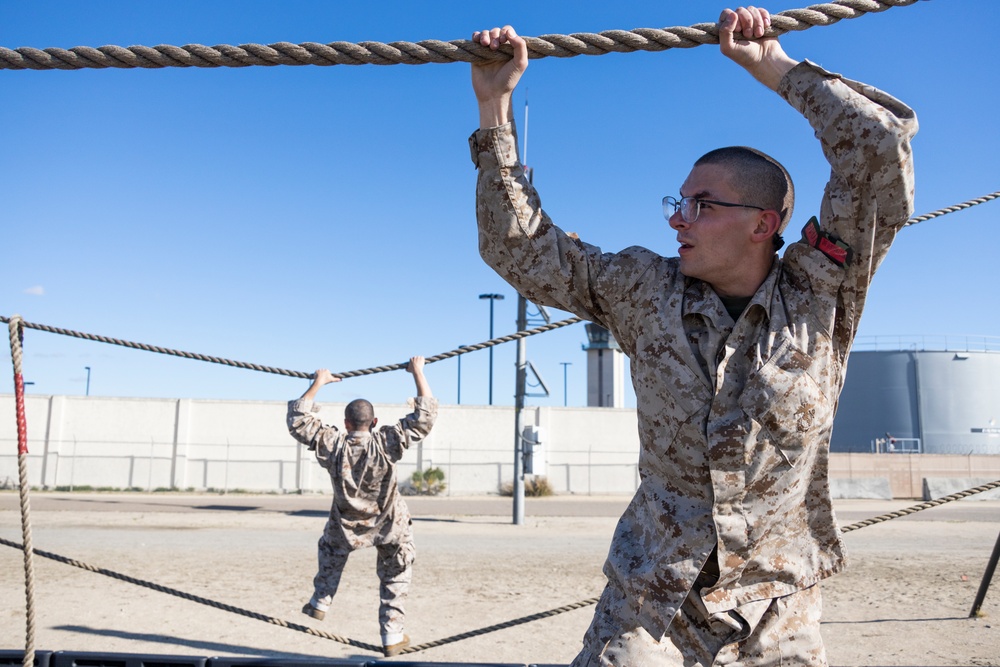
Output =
[
  {"x1": 85, "y1": 366, "x2": 91, "y2": 396},
  {"x1": 560, "y1": 362, "x2": 572, "y2": 406},
  {"x1": 456, "y1": 347, "x2": 464, "y2": 405},
  {"x1": 479, "y1": 293, "x2": 505, "y2": 405}
]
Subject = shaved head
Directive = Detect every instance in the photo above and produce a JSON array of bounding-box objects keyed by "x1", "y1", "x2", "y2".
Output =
[
  {"x1": 695, "y1": 146, "x2": 794, "y2": 236},
  {"x1": 345, "y1": 398, "x2": 375, "y2": 430}
]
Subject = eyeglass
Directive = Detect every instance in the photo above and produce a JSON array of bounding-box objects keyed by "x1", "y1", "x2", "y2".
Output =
[{"x1": 662, "y1": 195, "x2": 765, "y2": 223}]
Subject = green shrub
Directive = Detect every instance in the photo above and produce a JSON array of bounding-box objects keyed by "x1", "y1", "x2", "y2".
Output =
[
  {"x1": 499, "y1": 476, "x2": 553, "y2": 497},
  {"x1": 409, "y1": 467, "x2": 446, "y2": 495}
]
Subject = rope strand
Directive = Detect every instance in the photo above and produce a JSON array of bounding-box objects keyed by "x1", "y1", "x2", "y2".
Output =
[
  {"x1": 7, "y1": 315, "x2": 37, "y2": 667},
  {"x1": 2, "y1": 478, "x2": 996, "y2": 655},
  {"x1": 3, "y1": 188, "x2": 995, "y2": 384},
  {"x1": 0, "y1": 315, "x2": 582, "y2": 381},
  {"x1": 903, "y1": 191, "x2": 1000, "y2": 227},
  {"x1": 0, "y1": 0, "x2": 919, "y2": 71},
  {"x1": 840, "y1": 479, "x2": 1000, "y2": 532}
]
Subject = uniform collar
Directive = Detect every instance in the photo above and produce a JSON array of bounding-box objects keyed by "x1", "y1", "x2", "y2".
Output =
[{"x1": 682, "y1": 257, "x2": 781, "y2": 326}]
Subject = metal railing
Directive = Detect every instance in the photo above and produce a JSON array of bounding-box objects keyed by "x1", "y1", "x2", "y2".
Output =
[{"x1": 853, "y1": 334, "x2": 1000, "y2": 353}]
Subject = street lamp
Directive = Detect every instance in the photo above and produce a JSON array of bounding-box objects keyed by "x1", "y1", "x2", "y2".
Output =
[
  {"x1": 560, "y1": 362, "x2": 572, "y2": 406},
  {"x1": 479, "y1": 293, "x2": 505, "y2": 405},
  {"x1": 85, "y1": 366, "x2": 91, "y2": 396}
]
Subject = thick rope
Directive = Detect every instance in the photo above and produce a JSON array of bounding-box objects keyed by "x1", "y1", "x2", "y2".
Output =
[
  {"x1": 401, "y1": 596, "x2": 601, "y2": 655},
  {"x1": 0, "y1": 0, "x2": 919, "y2": 71},
  {"x1": 840, "y1": 478, "x2": 1000, "y2": 532},
  {"x1": 0, "y1": 189, "x2": 996, "y2": 383},
  {"x1": 0, "y1": 531, "x2": 598, "y2": 656},
  {"x1": 0, "y1": 535, "x2": 381, "y2": 652},
  {"x1": 1, "y1": 479, "x2": 997, "y2": 655},
  {"x1": 7, "y1": 315, "x2": 36, "y2": 667},
  {"x1": 0, "y1": 314, "x2": 582, "y2": 381},
  {"x1": 903, "y1": 191, "x2": 1000, "y2": 227}
]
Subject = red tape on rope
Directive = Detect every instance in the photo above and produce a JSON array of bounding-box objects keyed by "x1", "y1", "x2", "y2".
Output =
[{"x1": 14, "y1": 372, "x2": 27, "y2": 454}]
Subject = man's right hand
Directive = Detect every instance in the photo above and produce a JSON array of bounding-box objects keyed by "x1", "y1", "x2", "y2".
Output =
[
  {"x1": 298, "y1": 368, "x2": 340, "y2": 402},
  {"x1": 471, "y1": 26, "x2": 529, "y2": 128},
  {"x1": 407, "y1": 356, "x2": 433, "y2": 398},
  {"x1": 312, "y1": 369, "x2": 339, "y2": 387},
  {"x1": 406, "y1": 356, "x2": 425, "y2": 375},
  {"x1": 719, "y1": 6, "x2": 797, "y2": 91}
]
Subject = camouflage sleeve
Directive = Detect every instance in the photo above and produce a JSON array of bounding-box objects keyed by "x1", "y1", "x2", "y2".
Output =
[
  {"x1": 286, "y1": 398, "x2": 340, "y2": 463},
  {"x1": 469, "y1": 122, "x2": 654, "y2": 336},
  {"x1": 778, "y1": 60, "x2": 917, "y2": 346},
  {"x1": 382, "y1": 396, "x2": 439, "y2": 462}
]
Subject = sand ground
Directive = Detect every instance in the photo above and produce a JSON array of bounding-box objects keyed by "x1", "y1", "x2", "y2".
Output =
[{"x1": 1, "y1": 492, "x2": 998, "y2": 666}]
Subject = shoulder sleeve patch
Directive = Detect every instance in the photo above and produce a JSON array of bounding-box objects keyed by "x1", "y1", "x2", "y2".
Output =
[{"x1": 801, "y1": 216, "x2": 853, "y2": 267}]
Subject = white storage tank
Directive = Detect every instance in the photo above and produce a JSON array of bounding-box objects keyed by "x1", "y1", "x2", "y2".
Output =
[{"x1": 832, "y1": 337, "x2": 1000, "y2": 454}]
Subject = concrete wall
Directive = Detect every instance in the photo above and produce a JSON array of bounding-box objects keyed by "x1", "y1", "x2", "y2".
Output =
[
  {"x1": 0, "y1": 394, "x2": 641, "y2": 496},
  {"x1": 2, "y1": 394, "x2": 998, "y2": 498}
]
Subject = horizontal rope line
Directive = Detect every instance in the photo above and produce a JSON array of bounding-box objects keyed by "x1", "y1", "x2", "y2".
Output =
[{"x1": 0, "y1": 1, "x2": 918, "y2": 71}]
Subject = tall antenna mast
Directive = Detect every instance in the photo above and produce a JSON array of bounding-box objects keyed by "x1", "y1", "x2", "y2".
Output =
[
  {"x1": 513, "y1": 93, "x2": 530, "y2": 525},
  {"x1": 522, "y1": 94, "x2": 532, "y2": 183}
]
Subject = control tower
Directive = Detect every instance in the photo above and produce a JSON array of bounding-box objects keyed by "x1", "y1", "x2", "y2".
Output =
[{"x1": 582, "y1": 323, "x2": 625, "y2": 407}]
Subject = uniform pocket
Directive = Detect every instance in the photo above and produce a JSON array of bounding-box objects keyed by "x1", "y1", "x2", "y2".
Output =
[{"x1": 738, "y1": 338, "x2": 833, "y2": 467}]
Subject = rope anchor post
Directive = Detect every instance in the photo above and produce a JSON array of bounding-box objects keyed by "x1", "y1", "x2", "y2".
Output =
[
  {"x1": 970, "y1": 529, "x2": 1000, "y2": 618},
  {"x1": 8, "y1": 314, "x2": 37, "y2": 667}
]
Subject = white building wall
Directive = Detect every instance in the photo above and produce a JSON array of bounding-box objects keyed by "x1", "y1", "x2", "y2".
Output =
[
  {"x1": 5, "y1": 394, "x2": 1000, "y2": 499},
  {"x1": 0, "y1": 394, "x2": 642, "y2": 495}
]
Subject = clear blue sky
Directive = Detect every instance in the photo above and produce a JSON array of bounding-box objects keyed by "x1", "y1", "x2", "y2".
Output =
[{"x1": 2, "y1": 1, "x2": 998, "y2": 408}]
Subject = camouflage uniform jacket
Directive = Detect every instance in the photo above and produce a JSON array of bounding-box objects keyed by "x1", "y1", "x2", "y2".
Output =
[
  {"x1": 287, "y1": 396, "x2": 438, "y2": 549},
  {"x1": 469, "y1": 60, "x2": 916, "y2": 638}
]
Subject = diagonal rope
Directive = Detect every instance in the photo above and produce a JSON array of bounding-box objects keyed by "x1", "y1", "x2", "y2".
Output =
[
  {"x1": 840, "y1": 479, "x2": 1000, "y2": 532},
  {"x1": 407, "y1": 477, "x2": 1000, "y2": 652},
  {"x1": 7, "y1": 315, "x2": 36, "y2": 667},
  {"x1": 0, "y1": 314, "x2": 582, "y2": 381},
  {"x1": 0, "y1": 535, "x2": 381, "y2": 653},
  {"x1": 903, "y1": 191, "x2": 1000, "y2": 227},
  {"x1": 1, "y1": 479, "x2": 996, "y2": 655},
  {"x1": 0, "y1": 528, "x2": 600, "y2": 656},
  {"x1": 2, "y1": 189, "x2": 996, "y2": 385},
  {"x1": 0, "y1": 0, "x2": 919, "y2": 72},
  {"x1": 1, "y1": 189, "x2": 997, "y2": 384},
  {"x1": 401, "y1": 596, "x2": 601, "y2": 655}
]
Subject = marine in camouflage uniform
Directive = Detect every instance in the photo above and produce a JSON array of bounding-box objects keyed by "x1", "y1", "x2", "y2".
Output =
[
  {"x1": 286, "y1": 357, "x2": 438, "y2": 656},
  {"x1": 469, "y1": 7, "x2": 916, "y2": 666}
]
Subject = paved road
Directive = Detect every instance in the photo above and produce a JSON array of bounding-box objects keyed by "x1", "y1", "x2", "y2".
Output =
[{"x1": 1, "y1": 491, "x2": 998, "y2": 523}]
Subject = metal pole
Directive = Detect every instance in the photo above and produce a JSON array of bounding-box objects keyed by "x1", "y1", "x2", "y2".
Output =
[
  {"x1": 85, "y1": 366, "x2": 91, "y2": 396},
  {"x1": 970, "y1": 529, "x2": 1000, "y2": 617},
  {"x1": 457, "y1": 351, "x2": 462, "y2": 405},
  {"x1": 511, "y1": 98, "x2": 529, "y2": 525},
  {"x1": 513, "y1": 295, "x2": 527, "y2": 525},
  {"x1": 479, "y1": 294, "x2": 504, "y2": 405},
  {"x1": 560, "y1": 362, "x2": 571, "y2": 406},
  {"x1": 489, "y1": 301, "x2": 494, "y2": 404}
]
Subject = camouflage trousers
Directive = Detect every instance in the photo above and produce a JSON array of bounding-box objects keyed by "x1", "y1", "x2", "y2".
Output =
[
  {"x1": 570, "y1": 575, "x2": 826, "y2": 667},
  {"x1": 310, "y1": 531, "x2": 415, "y2": 640}
]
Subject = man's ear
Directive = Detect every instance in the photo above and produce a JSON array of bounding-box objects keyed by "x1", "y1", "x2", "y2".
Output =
[
  {"x1": 751, "y1": 210, "x2": 783, "y2": 245},
  {"x1": 371, "y1": 417, "x2": 378, "y2": 430}
]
